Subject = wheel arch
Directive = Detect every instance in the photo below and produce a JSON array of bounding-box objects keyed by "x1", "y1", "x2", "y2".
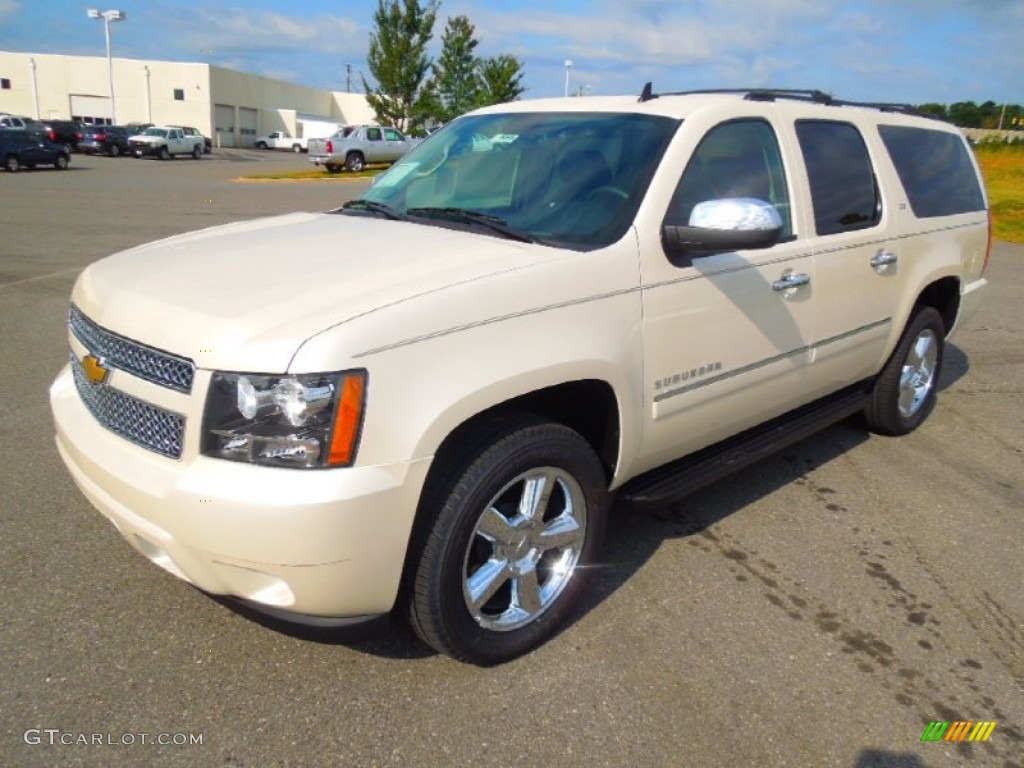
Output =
[
  {"x1": 429, "y1": 379, "x2": 622, "y2": 484},
  {"x1": 912, "y1": 275, "x2": 960, "y2": 337}
]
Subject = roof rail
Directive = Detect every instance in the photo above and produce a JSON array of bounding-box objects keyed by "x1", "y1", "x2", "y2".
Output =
[{"x1": 636, "y1": 84, "x2": 934, "y2": 118}]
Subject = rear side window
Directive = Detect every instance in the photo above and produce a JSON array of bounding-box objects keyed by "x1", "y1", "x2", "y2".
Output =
[
  {"x1": 878, "y1": 125, "x2": 985, "y2": 218},
  {"x1": 796, "y1": 120, "x2": 879, "y2": 236}
]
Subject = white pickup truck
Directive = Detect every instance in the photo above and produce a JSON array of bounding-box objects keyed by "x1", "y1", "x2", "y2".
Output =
[
  {"x1": 255, "y1": 131, "x2": 310, "y2": 153},
  {"x1": 307, "y1": 125, "x2": 418, "y2": 172},
  {"x1": 128, "y1": 126, "x2": 204, "y2": 160}
]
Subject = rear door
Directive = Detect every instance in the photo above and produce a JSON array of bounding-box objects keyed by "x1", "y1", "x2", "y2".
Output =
[
  {"x1": 361, "y1": 127, "x2": 385, "y2": 162},
  {"x1": 788, "y1": 116, "x2": 904, "y2": 390},
  {"x1": 382, "y1": 127, "x2": 407, "y2": 162}
]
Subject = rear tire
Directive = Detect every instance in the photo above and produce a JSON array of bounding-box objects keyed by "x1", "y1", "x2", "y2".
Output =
[
  {"x1": 109, "y1": 143, "x2": 121, "y2": 157},
  {"x1": 345, "y1": 152, "x2": 366, "y2": 172},
  {"x1": 407, "y1": 414, "x2": 609, "y2": 665},
  {"x1": 4, "y1": 154, "x2": 19, "y2": 172},
  {"x1": 865, "y1": 306, "x2": 945, "y2": 436}
]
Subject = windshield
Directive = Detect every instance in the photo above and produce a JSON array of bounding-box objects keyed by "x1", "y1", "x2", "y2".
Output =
[
  {"x1": 142, "y1": 128, "x2": 168, "y2": 138},
  {"x1": 358, "y1": 111, "x2": 679, "y2": 249}
]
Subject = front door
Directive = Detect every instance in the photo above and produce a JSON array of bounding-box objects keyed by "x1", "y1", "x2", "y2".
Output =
[{"x1": 638, "y1": 117, "x2": 817, "y2": 473}]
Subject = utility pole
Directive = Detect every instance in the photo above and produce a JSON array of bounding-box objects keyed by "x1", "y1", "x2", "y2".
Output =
[{"x1": 346, "y1": 64, "x2": 352, "y2": 93}]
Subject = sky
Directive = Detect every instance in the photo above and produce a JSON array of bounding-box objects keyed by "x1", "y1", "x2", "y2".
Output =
[{"x1": 1, "y1": 0, "x2": 1021, "y2": 106}]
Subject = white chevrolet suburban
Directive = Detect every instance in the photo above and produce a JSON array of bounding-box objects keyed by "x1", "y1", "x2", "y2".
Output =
[{"x1": 51, "y1": 88, "x2": 990, "y2": 664}]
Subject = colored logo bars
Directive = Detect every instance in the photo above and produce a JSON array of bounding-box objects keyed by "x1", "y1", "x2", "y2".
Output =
[{"x1": 921, "y1": 721, "x2": 997, "y2": 742}]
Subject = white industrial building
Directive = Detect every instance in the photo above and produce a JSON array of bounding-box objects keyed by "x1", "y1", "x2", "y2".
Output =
[{"x1": 0, "y1": 50, "x2": 374, "y2": 148}]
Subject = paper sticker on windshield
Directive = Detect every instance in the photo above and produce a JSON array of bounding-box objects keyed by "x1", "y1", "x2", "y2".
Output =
[
  {"x1": 373, "y1": 162, "x2": 418, "y2": 188},
  {"x1": 490, "y1": 134, "x2": 519, "y2": 144}
]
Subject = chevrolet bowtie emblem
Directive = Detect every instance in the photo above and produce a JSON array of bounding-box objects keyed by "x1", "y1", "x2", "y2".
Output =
[{"x1": 82, "y1": 354, "x2": 110, "y2": 384}]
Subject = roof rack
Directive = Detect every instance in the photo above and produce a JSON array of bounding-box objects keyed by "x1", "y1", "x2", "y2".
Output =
[{"x1": 636, "y1": 83, "x2": 933, "y2": 118}]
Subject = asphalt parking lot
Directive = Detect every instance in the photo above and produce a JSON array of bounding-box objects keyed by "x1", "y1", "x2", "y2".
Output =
[{"x1": 1, "y1": 149, "x2": 1021, "y2": 768}]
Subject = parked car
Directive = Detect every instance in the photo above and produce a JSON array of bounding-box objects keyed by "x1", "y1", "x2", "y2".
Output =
[
  {"x1": 255, "y1": 123, "x2": 343, "y2": 152},
  {"x1": 79, "y1": 125, "x2": 131, "y2": 157},
  {"x1": 307, "y1": 125, "x2": 418, "y2": 172},
  {"x1": 0, "y1": 113, "x2": 33, "y2": 129},
  {"x1": 39, "y1": 120, "x2": 83, "y2": 151},
  {"x1": 1, "y1": 128, "x2": 71, "y2": 171},
  {"x1": 50, "y1": 87, "x2": 990, "y2": 664},
  {"x1": 128, "y1": 126, "x2": 205, "y2": 159},
  {"x1": 172, "y1": 125, "x2": 212, "y2": 154}
]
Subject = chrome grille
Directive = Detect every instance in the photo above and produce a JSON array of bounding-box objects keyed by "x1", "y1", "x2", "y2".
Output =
[
  {"x1": 69, "y1": 304, "x2": 195, "y2": 393},
  {"x1": 71, "y1": 354, "x2": 186, "y2": 459}
]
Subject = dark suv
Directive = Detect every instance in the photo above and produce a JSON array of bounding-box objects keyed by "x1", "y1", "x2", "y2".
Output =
[
  {"x1": 79, "y1": 125, "x2": 131, "y2": 157},
  {"x1": 40, "y1": 120, "x2": 83, "y2": 151},
  {"x1": 0, "y1": 129, "x2": 71, "y2": 171}
]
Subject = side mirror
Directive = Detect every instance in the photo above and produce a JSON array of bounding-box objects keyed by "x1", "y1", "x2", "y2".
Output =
[{"x1": 662, "y1": 198, "x2": 783, "y2": 261}]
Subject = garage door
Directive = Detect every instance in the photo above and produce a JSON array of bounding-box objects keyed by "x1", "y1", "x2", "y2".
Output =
[
  {"x1": 214, "y1": 104, "x2": 235, "y2": 148},
  {"x1": 239, "y1": 107, "x2": 258, "y2": 148},
  {"x1": 70, "y1": 94, "x2": 112, "y2": 125}
]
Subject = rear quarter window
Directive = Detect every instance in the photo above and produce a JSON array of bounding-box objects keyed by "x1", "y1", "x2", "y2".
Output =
[{"x1": 878, "y1": 125, "x2": 986, "y2": 218}]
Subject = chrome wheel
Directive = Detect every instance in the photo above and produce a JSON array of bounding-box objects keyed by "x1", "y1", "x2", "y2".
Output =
[
  {"x1": 463, "y1": 467, "x2": 587, "y2": 632},
  {"x1": 898, "y1": 329, "x2": 938, "y2": 418}
]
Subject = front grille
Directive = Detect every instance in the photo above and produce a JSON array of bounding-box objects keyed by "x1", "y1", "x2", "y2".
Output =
[
  {"x1": 70, "y1": 304, "x2": 195, "y2": 393},
  {"x1": 71, "y1": 354, "x2": 186, "y2": 459}
]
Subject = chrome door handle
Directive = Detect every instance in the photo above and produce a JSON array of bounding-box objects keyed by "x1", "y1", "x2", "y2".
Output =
[
  {"x1": 772, "y1": 273, "x2": 811, "y2": 291},
  {"x1": 870, "y1": 251, "x2": 898, "y2": 269}
]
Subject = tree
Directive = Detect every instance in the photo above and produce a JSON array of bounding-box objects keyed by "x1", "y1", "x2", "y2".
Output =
[
  {"x1": 363, "y1": 0, "x2": 438, "y2": 132},
  {"x1": 475, "y1": 55, "x2": 526, "y2": 108},
  {"x1": 431, "y1": 15, "x2": 481, "y2": 124}
]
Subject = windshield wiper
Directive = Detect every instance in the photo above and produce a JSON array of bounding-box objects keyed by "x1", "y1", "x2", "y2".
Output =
[
  {"x1": 337, "y1": 199, "x2": 409, "y2": 221},
  {"x1": 405, "y1": 207, "x2": 537, "y2": 244}
]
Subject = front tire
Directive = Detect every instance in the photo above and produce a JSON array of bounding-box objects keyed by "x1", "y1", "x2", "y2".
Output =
[
  {"x1": 5, "y1": 154, "x2": 20, "y2": 172},
  {"x1": 158, "y1": 146, "x2": 170, "y2": 161},
  {"x1": 407, "y1": 414, "x2": 609, "y2": 665},
  {"x1": 192, "y1": 144, "x2": 202, "y2": 159},
  {"x1": 109, "y1": 143, "x2": 121, "y2": 157},
  {"x1": 865, "y1": 306, "x2": 945, "y2": 436},
  {"x1": 55, "y1": 154, "x2": 69, "y2": 170},
  {"x1": 256, "y1": 141, "x2": 268, "y2": 150}
]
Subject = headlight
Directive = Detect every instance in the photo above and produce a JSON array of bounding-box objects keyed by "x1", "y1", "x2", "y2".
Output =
[{"x1": 201, "y1": 370, "x2": 367, "y2": 468}]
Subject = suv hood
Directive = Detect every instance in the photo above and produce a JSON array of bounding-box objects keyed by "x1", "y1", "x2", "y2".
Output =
[{"x1": 72, "y1": 212, "x2": 545, "y2": 372}]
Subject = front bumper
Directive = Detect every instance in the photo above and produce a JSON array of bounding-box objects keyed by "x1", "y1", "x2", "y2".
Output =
[
  {"x1": 50, "y1": 364, "x2": 431, "y2": 619},
  {"x1": 129, "y1": 143, "x2": 160, "y2": 157}
]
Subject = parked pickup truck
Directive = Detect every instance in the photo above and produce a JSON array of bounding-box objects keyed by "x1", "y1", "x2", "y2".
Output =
[
  {"x1": 128, "y1": 126, "x2": 204, "y2": 160},
  {"x1": 255, "y1": 132, "x2": 311, "y2": 153},
  {"x1": 307, "y1": 125, "x2": 417, "y2": 172}
]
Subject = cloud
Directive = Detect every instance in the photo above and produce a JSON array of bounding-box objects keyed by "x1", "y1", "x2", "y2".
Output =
[{"x1": 157, "y1": 5, "x2": 365, "y2": 57}]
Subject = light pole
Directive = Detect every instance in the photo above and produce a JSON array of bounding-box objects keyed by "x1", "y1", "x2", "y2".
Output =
[
  {"x1": 87, "y1": 9, "x2": 126, "y2": 124},
  {"x1": 564, "y1": 59, "x2": 573, "y2": 98}
]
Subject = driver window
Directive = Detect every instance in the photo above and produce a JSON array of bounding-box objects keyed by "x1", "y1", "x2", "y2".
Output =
[{"x1": 666, "y1": 119, "x2": 792, "y2": 236}]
